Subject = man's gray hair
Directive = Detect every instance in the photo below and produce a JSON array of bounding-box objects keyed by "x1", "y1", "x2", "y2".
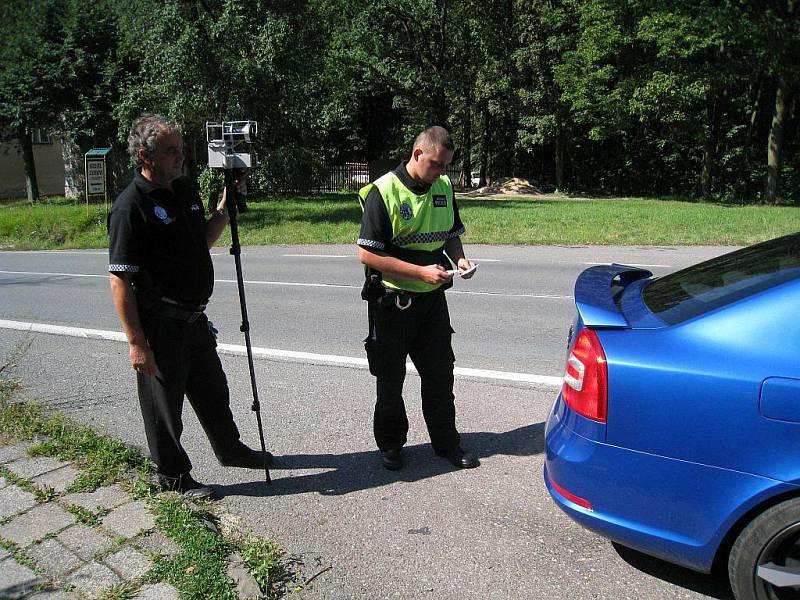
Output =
[
  {"x1": 413, "y1": 126, "x2": 455, "y2": 153},
  {"x1": 128, "y1": 114, "x2": 180, "y2": 167}
]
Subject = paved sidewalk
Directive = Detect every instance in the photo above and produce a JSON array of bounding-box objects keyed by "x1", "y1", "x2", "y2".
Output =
[{"x1": 0, "y1": 440, "x2": 180, "y2": 600}]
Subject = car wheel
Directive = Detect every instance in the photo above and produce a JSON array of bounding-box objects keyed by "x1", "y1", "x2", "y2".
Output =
[{"x1": 729, "y1": 497, "x2": 800, "y2": 600}]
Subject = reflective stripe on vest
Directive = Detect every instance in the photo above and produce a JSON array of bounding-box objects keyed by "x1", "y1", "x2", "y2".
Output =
[{"x1": 359, "y1": 172, "x2": 456, "y2": 293}]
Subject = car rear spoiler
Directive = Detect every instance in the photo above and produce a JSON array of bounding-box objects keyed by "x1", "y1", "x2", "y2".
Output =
[{"x1": 574, "y1": 264, "x2": 652, "y2": 328}]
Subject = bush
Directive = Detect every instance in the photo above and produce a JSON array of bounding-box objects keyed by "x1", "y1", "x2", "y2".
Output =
[{"x1": 258, "y1": 145, "x2": 327, "y2": 194}]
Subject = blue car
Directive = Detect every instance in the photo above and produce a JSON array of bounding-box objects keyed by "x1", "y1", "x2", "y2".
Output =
[{"x1": 544, "y1": 233, "x2": 800, "y2": 600}]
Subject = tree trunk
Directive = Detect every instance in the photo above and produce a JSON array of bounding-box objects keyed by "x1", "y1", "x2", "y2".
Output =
[
  {"x1": 17, "y1": 125, "x2": 39, "y2": 203},
  {"x1": 479, "y1": 106, "x2": 492, "y2": 187},
  {"x1": 765, "y1": 80, "x2": 790, "y2": 204},
  {"x1": 554, "y1": 127, "x2": 565, "y2": 190},
  {"x1": 459, "y1": 86, "x2": 473, "y2": 188},
  {"x1": 701, "y1": 92, "x2": 721, "y2": 201}
]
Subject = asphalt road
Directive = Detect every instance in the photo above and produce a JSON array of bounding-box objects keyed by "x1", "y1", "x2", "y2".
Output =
[
  {"x1": 0, "y1": 245, "x2": 737, "y2": 599},
  {"x1": 0, "y1": 244, "x2": 731, "y2": 378}
]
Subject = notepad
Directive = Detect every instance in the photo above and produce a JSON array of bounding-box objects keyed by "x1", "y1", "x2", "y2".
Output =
[{"x1": 443, "y1": 250, "x2": 478, "y2": 278}]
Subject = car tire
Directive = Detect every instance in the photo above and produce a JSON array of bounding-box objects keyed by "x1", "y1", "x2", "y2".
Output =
[{"x1": 729, "y1": 497, "x2": 800, "y2": 600}]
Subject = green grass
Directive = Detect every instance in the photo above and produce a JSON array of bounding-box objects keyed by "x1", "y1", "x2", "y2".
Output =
[
  {"x1": 459, "y1": 196, "x2": 800, "y2": 246},
  {"x1": 148, "y1": 497, "x2": 238, "y2": 600},
  {"x1": 240, "y1": 535, "x2": 288, "y2": 596},
  {"x1": 0, "y1": 196, "x2": 108, "y2": 250},
  {"x1": 2, "y1": 193, "x2": 798, "y2": 249}
]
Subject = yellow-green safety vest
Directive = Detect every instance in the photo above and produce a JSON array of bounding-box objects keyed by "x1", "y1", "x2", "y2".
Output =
[{"x1": 359, "y1": 171, "x2": 457, "y2": 293}]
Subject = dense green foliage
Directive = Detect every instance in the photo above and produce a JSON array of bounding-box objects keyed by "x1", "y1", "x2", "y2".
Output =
[{"x1": 1, "y1": 0, "x2": 797, "y2": 203}]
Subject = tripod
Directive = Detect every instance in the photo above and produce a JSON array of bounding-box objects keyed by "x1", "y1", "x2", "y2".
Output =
[{"x1": 224, "y1": 170, "x2": 271, "y2": 484}]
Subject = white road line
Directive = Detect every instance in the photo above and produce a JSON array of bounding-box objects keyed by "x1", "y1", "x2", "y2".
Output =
[
  {"x1": 583, "y1": 261, "x2": 671, "y2": 268},
  {"x1": 218, "y1": 278, "x2": 359, "y2": 290},
  {"x1": 0, "y1": 270, "x2": 107, "y2": 279},
  {"x1": 281, "y1": 254, "x2": 504, "y2": 263},
  {"x1": 282, "y1": 254, "x2": 352, "y2": 258},
  {"x1": 0, "y1": 250, "x2": 107, "y2": 255},
  {"x1": 0, "y1": 319, "x2": 561, "y2": 387},
  {"x1": 0, "y1": 270, "x2": 571, "y2": 299}
]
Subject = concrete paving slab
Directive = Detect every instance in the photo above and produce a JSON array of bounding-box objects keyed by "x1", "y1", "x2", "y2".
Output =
[
  {"x1": 132, "y1": 582, "x2": 180, "y2": 600},
  {"x1": 25, "y1": 538, "x2": 82, "y2": 580},
  {"x1": 132, "y1": 531, "x2": 179, "y2": 558},
  {"x1": 56, "y1": 524, "x2": 114, "y2": 561},
  {"x1": 32, "y1": 465, "x2": 81, "y2": 493},
  {"x1": 6, "y1": 455, "x2": 69, "y2": 479},
  {"x1": 67, "y1": 562, "x2": 122, "y2": 598},
  {"x1": 0, "y1": 443, "x2": 30, "y2": 464},
  {"x1": 0, "y1": 475, "x2": 8, "y2": 489},
  {"x1": 104, "y1": 546, "x2": 151, "y2": 580},
  {"x1": 0, "y1": 557, "x2": 45, "y2": 599},
  {"x1": 62, "y1": 485, "x2": 129, "y2": 512},
  {"x1": 101, "y1": 500, "x2": 154, "y2": 538},
  {"x1": 0, "y1": 484, "x2": 37, "y2": 519},
  {"x1": 0, "y1": 502, "x2": 76, "y2": 547},
  {"x1": 27, "y1": 590, "x2": 82, "y2": 600}
]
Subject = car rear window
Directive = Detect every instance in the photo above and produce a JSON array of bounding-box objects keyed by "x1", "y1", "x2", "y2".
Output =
[{"x1": 642, "y1": 232, "x2": 800, "y2": 325}]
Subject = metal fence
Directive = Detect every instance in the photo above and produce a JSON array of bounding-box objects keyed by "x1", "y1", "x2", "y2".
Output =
[
  {"x1": 282, "y1": 161, "x2": 463, "y2": 194},
  {"x1": 316, "y1": 162, "x2": 369, "y2": 193}
]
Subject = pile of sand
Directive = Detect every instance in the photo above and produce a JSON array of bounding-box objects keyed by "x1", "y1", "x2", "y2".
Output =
[{"x1": 463, "y1": 177, "x2": 542, "y2": 196}]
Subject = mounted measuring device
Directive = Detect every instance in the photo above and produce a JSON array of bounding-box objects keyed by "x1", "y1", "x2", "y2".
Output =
[{"x1": 205, "y1": 120, "x2": 270, "y2": 484}]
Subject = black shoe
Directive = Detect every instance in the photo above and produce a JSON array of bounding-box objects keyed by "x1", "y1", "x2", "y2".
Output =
[
  {"x1": 438, "y1": 447, "x2": 480, "y2": 469},
  {"x1": 218, "y1": 447, "x2": 274, "y2": 469},
  {"x1": 158, "y1": 473, "x2": 216, "y2": 500},
  {"x1": 380, "y1": 448, "x2": 403, "y2": 471}
]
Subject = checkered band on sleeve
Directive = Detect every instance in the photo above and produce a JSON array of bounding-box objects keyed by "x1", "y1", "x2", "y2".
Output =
[
  {"x1": 393, "y1": 230, "x2": 451, "y2": 246},
  {"x1": 447, "y1": 226, "x2": 466, "y2": 239},
  {"x1": 357, "y1": 238, "x2": 385, "y2": 250},
  {"x1": 108, "y1": 264, "x2": 139, "y2": 273}
]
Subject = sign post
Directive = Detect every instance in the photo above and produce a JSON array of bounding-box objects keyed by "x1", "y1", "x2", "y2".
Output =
[{"x1": 84, "y1": 148, "x2": 111, "y2": 213}]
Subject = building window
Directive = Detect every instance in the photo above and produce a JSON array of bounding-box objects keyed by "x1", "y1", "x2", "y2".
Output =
[{"x1": 32, "y1": 128, "x2": 51, "y2": 144}]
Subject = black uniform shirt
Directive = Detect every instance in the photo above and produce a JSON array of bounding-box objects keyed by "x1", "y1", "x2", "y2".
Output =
[
  {"x1": 358, "y1": 161, "x2": 465, "y2": 253},
  {"x1": 108, "y1": 171, "x2": 214, "y2": 305}
]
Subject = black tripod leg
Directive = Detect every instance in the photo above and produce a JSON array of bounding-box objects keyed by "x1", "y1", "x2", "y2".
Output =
[{"x1": 225, "y1": 170, "x2": 271, "y2": 484}]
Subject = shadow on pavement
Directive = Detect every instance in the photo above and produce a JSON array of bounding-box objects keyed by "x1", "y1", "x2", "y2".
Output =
[
  {"x1": 613, "y1": 542, "x2": 734, "y2": 599},
  {"x1": 215, "y1": 422, "x2": 544, "y2": 498}
]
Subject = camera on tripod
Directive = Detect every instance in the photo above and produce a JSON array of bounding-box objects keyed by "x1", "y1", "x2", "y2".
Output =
[{"x1": 206, "y1": 120, "x2": 258, "y2": 213}]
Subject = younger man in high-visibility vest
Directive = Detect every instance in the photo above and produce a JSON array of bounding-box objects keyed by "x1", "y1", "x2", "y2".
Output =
[{"x1": 357, "y1": 126, "x2": 479, "y2": 471}]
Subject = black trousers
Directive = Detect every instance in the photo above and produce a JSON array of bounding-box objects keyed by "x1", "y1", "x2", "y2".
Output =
[
  {"x1": 136, "y1": 313, "x2": 248, "y2": 477},
  {"x1": 364, "y1": 289, "x2": 460, "y2": 454}
]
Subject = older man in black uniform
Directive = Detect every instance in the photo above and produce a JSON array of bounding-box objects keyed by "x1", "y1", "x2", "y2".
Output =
[{"x1": 108, "y1": 114, "x2": 271, "y2": 499}]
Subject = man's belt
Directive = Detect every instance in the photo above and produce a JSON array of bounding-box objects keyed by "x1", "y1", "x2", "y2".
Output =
[
  {"x1": 379, "y1": 287, "x2": 440, "y2": 311},
  {"x1": 151, "y1": 297, "x2": 207, "y2": 323}
]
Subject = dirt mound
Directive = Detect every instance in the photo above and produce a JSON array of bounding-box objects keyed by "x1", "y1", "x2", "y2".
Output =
[{"x1": 465, "y1": 177, "x2": 542, "y2": 196}]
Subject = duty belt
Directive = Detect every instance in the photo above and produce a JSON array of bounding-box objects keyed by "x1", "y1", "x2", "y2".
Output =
[
  {"x1": 152, "y1": 297, "x2": 207, "y2": 323},
  {"x1": 380, "y1": 288, "x2": 430, "y2": 311}
]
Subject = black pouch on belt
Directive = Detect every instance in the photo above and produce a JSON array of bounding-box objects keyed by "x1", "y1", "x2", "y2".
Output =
[{"x1": 361, "y1": 269, "x2": 385, "y2": 302}]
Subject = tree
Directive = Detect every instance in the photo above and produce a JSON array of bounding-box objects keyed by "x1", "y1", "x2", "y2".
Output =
[{"x1": 0, "y1": 0, "x2": 71, "y2": 202}]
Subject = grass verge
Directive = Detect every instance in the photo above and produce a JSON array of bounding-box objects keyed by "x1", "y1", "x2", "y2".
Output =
[
  {"x1": 2, "y1": 193, "x2": 799, "y2": 249},
  {"x1": 0, "y1": 368, "x2": 291, "y2": 598}
]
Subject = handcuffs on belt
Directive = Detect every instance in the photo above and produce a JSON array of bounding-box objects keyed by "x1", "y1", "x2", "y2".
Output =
[{"x1": 394, "y1": 293, "x2": 412, "y2": 310}]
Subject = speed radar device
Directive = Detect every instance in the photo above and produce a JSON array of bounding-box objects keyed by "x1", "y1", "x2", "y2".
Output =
[{"x1": 206, "y1": 120, "x2": 258, "y2": 169}]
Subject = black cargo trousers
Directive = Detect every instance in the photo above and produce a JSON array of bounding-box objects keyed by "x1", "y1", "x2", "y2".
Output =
[
  {"x1": 364, "y1": 287, "x2": 461, "y2": 454},
  {"x1": 136, "y1": 311, "x2": 249, "y2": 478}
]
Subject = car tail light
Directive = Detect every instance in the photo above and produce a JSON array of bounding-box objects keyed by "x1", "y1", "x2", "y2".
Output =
[{"x1": 562, "y1": 328, "x2": 608, "y2": 422}]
